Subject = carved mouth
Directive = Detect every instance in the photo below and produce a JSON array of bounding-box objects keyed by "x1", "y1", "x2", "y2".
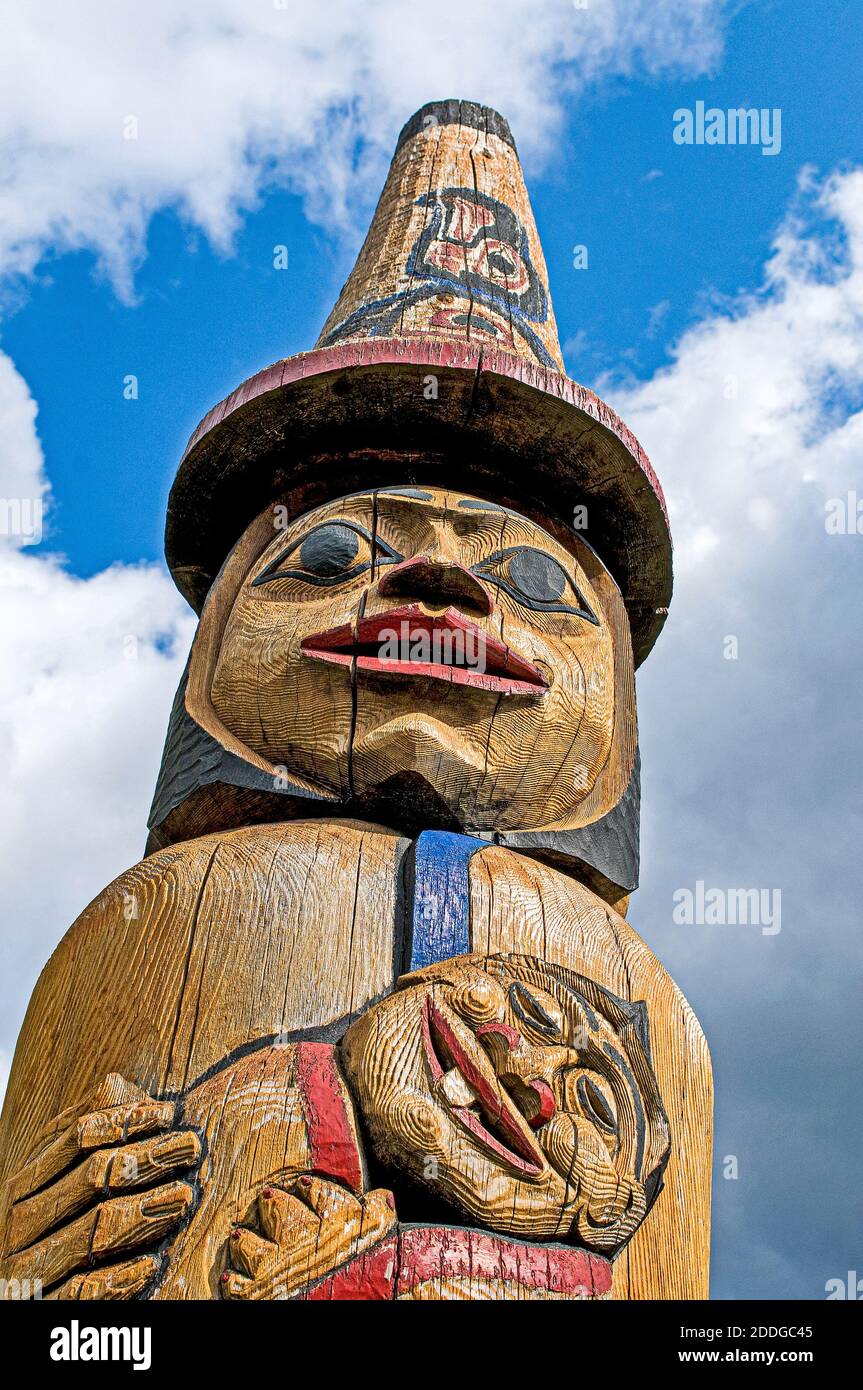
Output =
[
  {"x1": 421, "y1": 997, "x2": 545, "y2": 1178},
  {"x1": 301, "y1": 604, "x2": 548, "y2": 695}
]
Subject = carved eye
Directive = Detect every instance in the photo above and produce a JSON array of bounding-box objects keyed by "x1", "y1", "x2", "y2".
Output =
[
  {"x1": 472, "y1": 546, "x2": 599, "y2": 623},
  {"x1": 509, "y1": 982, "x2": 562, "y2": 1041},
  {"x1": 252, "y1": 522, "x2": 402, "y2": 589},
  {"x1": 576, "y1": 1074, "x2": 618, "y2": 1135}
]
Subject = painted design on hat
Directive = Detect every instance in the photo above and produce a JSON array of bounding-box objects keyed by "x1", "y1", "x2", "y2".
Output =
[{"x1": 321, "y1": 187, "x2": 555, "y2": 367}]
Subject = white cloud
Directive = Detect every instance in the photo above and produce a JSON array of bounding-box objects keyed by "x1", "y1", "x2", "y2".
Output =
[
  {"x1": 610, "y1": 170, "x2": 863, "y2": 963},
  {"x1": 0, "y1": 540, "x2": 195, "y2": 1028},
  {"x1": 0, "y1": 350, "x2": 195, "y2": 1036},
  {"x1": 0, "y1": 0, "x2": 725, "y2": 299},
  {"x1": 610, "y1": 167, "x2": 863, "y2": 615},
  {"x1": 0, "y1": 3, "x2": 860, "y2": 1296},
  {"x1": 0, "y1": 350, "x2": 48, "y2": 530},
  {"x1": 608, "y1": 168, "x2": 863, "y2": 1298}
]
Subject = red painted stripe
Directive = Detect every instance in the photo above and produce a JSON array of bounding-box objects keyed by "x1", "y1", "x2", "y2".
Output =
[
  {"x1": 299, "y1": 1235, "x2": 399, "y2": 1301},
  {"x1": 293, "y1": 1223, "x2": 611, "y2": 1300},
  {"x1": 396, "y1": 1226, "x2": 612, "y2": 1298},
  {"x1": 295, "y1": 1042, "x2": 364, "y2": 1195}
]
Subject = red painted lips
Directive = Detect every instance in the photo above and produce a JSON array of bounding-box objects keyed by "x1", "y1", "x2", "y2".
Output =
[{"x1": 301, "y1": 604, "x2": 548, "y2": 695}]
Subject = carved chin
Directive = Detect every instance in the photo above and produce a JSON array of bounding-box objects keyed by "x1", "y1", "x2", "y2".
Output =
[
  {"x1": 349, "y1": 716, "x2": 599, "y2": 829},
  {"x1": 353, "y1": 715, "x2": 490, "y2": 775}
]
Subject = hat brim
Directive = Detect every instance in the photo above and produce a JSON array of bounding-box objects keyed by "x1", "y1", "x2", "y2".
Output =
[{"x1": 166, "y1": 338, "x2": 672, "y2": 666}]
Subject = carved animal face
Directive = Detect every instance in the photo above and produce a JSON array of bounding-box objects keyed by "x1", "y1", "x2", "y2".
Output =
[
  {"x1": 210, "y1": 486, "x2": 615, "y2": 830},
  {"x1": 341, "y1": 954, "x2": 670, "y2": 1252}
]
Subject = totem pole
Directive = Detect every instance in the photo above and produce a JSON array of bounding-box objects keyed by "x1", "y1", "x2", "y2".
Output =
[{"x1": 0, "y1": 101, "x2": 711, "y2": 1301}]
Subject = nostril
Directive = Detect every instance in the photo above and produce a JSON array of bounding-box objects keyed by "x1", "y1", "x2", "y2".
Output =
[{"x1": 378, "y1": 555, "x2": 492, "y2": 615}]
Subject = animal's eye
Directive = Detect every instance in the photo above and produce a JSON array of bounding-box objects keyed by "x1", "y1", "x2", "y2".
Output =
[
  {"x1": 252, "y1": 522, "x2": 402, "y2": 589},
  {"x1": 509, "y1": 982, "x2": 561, "y2": 1041},
  {"x1": 472, "y1": 546, "x2": 599, "y2": 623},
  {"x1": 576, "y1": 1074, "x2": 618, "y2": 1135}
]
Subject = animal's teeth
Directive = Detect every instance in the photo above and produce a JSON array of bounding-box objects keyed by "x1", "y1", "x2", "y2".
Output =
[{"x1": 440, "y1": 1066, "x2": 477, "y2": 1109}]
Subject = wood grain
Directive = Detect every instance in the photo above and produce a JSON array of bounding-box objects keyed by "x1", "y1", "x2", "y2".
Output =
[
  {"x1": 0, "y1": 100, "x2": 705, "y2": 1305},
  {"x1": 0, "y1": 821, "x2": 709, "y2": 1300}
]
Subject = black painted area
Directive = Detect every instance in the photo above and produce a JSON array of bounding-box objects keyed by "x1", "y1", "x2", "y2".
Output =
[
  {"x1": 395, "y1": 99, "x2": 516, "y2": 154},
  {"x1": 497, "y1": 750, "x2": 641, "y2": 893},
  {"x1": 378, "y1": 486, "x2": 434, "y2": 500},
  {"x1": 146, "y1": 667, "x2": 333, "y2": 844},
  {"x1": 251, "y1": 519, "x2": 402, "y2": 588},
  {"x1": 299, "y1": 522, "x2": 359, "y2": 576},
  {"x1": 510, "y1": 547, "x2": 566, "y2": 602},
  {"x1": 473, "y1": 545, "x2": 600, "y2": 622}
]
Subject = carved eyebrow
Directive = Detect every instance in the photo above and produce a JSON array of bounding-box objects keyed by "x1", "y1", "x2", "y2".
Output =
[
  {"x1": 377, "y1": 486, "x2": 434, "y2": 501},
  {"x1": 457, "y1": 499, "x2": 508, "y2": 514}
]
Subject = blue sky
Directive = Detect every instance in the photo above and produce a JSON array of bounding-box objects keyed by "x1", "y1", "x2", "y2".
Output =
[
  {"x1": 1, "y1": 0, "x2": 862, "y2": 1302},
  {"x1": 5, "y1": 0, "x2": 859, "y2": 576}
]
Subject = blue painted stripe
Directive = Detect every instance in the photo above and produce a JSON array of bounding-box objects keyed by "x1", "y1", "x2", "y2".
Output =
[{"x1": 408, "y1": 831, "x2": 486, "y2": 970}]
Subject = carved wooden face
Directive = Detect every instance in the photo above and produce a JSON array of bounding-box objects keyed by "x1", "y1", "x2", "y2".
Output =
[
  {"x1": 210, "y1": 486, "x2": 616, "y2": 830},
  {"x1": 341, "y1": 954, "x2": 670, "y2": 1252}
]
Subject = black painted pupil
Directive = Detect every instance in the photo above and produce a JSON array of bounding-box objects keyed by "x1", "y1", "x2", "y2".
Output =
[
  {"x1": 508, "y1": 549, "x2": 567, "y2": 603},
  {"x1": 298, "y1": 524, "x2": 360, "y2": 577}
]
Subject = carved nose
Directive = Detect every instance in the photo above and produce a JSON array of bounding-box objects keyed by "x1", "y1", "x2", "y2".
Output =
[
  {"x1": 377, "y1": 555, "x2": 492, "y2": 616},
  {"x1": 476, "y1": 1022, "x2": 559, "y2": 1130}
]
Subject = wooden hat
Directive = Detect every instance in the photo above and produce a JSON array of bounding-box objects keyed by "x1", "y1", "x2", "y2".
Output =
[{"x1": 166, "y1": 99, "x2": 672, "y2": 665}]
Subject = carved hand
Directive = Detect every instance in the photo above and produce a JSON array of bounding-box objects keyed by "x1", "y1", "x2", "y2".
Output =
[
  {"x1": 221, "y1": 1175, "x2": 396, "y2": 1300},
  {"x1": 0, "y1": 1073, "x2": 201, "y2": 1299}
]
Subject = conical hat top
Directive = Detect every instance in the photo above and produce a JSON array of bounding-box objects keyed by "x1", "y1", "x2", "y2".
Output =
[
  {"x1": 166, "y1": 99, "x2": 671, "y2": 665},
  {"x1": 317, "y1": 100, "x2": 563, "y2": 370}
]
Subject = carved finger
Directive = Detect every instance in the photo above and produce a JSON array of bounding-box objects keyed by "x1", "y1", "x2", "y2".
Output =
[
  {"x1": 7, "y1": 1098, "x2": 176, "y2": 1207},
  {"x1": 7, "y1": 1130, "x2": 201, "y2": 1255},
  {"x1": 256, "y1": 1184, "x2": 319, "y2": 1245},
  {"x1": 359, "y1": 1188, "x2": 398, "y2": 1244},
  {"x1": 220, "y1": 1269, "x2": 255, "y2": 1300},
  {"x1": 228, "y1": 1225, "x2": 275, "y2": 1279},
  {"x1": 92, "y1": 1180, "x2": 195, "y2": 1260},
  {"x1": 46, "y1": 1254, "x2": 161, "y2": 1301},
  {"x1": 78, "y1": 1099, "x2": 177, "y2": 1151},
  {"x1": 287, "y1": 1177, "x2": 397, "y2": 1254},
  {"x1": 289, "y1": 1174, "x2": 361, "y2": 1220},
  {"x1": 2, "y1": 1205, "x2": 101, "y2": 1292},
  {"x1": 18, "y1": 1074, "x2": 147, "y2": 1163},
  {"x1": 2, "y1": 1179, "x2": 194, "y2": 1292}
]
